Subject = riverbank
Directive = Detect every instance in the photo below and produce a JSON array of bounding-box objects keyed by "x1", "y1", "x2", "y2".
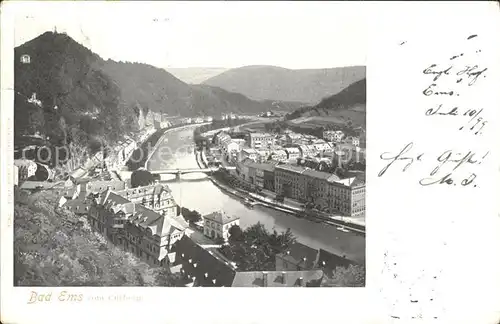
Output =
[
  {"x1": 127, "y1": 122, "x2": 210, "y2": 171},
  {"x1": 194, "y1": 147, "x2": 365, "y2": 235}
]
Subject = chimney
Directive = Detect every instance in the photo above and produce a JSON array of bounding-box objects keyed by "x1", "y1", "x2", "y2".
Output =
[
  {"x1": 262, "y1": 271, "x2": 268, "y2": 287},
  {"x1": 282, "y1": 272, "x2": 286, "y2": 285},
  {"x1": 107, "y1": 185, "x2": 111, "y2": 191},
  {"x1": 298, "y1": 276, "x2": 304, "y2": 287},
  {"x1": 155, "y1": 179, "x2": 159, "y2": 184}
]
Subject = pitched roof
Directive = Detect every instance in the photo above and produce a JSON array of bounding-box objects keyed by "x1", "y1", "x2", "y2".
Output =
[
  {"x1": 276, "y1": 242, "x2": 319, "y2": 270},
  {"x1": 317, "y1": 249, "x2": 359, "y2": 277},
  {"x1": 203, "y1": 211, "x2": 239, "y2": 224},
  {"x1": 275, "y1": 164, "x2": 305, "y2": 174},
  {"x1": 302, "y1": 169, "x2": 333, "y2": 181},
  {"x1": 231, "y1": 270, "x2": 324, "y2": 287},
  {"x1": 172, "y1": 236, "x2": 236, "y2": 287}
]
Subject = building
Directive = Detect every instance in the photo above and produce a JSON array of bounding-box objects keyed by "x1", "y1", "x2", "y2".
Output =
[
  {"x1": 114, "y1": 182, "x2": 177, "y2": 214},
  {"x1": 238, "y1": 159, "x2": 276, "y2": 190},
  {"x1": 203, "y1": 211, "x2": 240, "y2": 241},
  {"x1": 14, "y1": 159, "x2": 37, "y2": 181},
  {"x1": 323, "y1": 130, "x2": 344, "y2": 142},
  {"x1": 169, "y1": 236, "x2": 325, "y2": 287},
  {"x1": 345, "y1": 136, "x2": 360, "y2": 147},
  {"x1": 285, "y1": 133, "x2": 303, "y2": 145},
  {"x1": 214, "y1": 131, "x2": 231, "y2": 146},
  {"x1": 284, "y1": 147, "x2": 300, "y2": 161},
  {"x1": 240, "y1": 148, "x2": 258, "y2": 162},
  {"x1": 255, "y1": 149, "x2": 271, "y2": 163},
  {"x1": 89, "y1": 189, "x2": 188, "y2": 266},
  {"x1": 247, "y1": 132, "x2": 275, "y2": 149},
  {"x1": 298, "y1": 145, "x2": 318, "y2": 158},
  {"x1": 85, "y1": 180, "x2": 126, "y2": 194},
  {"x1": 274, "y1": 164, "x2": 306, "y2": 201},
  {"x1": 275, "y1": 242, "x2": 319, "y2": 271},
  {"x1": 231, "y1": 270, "x2": 324, "y2": 287},
  {"x1": 221, "y1": 138, "x2": 240, "y2": 155},
  {"x1": 302, "y1": 169, "x2": 338, "y2": 210},
  {"x1": 326, "y1": 175, "x2": 366, "y2": 217},
  {"x1": 169, "y1": 236, "x2": 237, "y2": 287},
  {"x1": 269, "y1": 149, "x2": 287, "y2": 162}
]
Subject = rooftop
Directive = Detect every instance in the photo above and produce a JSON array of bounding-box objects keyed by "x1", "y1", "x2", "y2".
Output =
[
  {"x1": 276, "y1": 242, "x2": 319, "y2": 269},
  {"x1": 231, "y1": 270, "x2": 324, "y2": 287},
  {"x1": 172, "y1": 236, "x2": 237, "y2": 287},
  {"x1": 203, "y1": 211, "x2": 239, "y2": 224},
  {"x1": 317, "y1": 249, "x2": 360, "y2": 277},
  {"x1": 302, "y1": 169, "x2": 334, "y2": 181},
  {"x1": 276, "y1": 164, "x2": 306, "y2": 174}
]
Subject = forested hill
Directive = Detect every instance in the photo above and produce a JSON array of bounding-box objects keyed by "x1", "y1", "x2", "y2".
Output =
[{"x1": 14, "y1": 31, "x2": 287, "y2": 150}]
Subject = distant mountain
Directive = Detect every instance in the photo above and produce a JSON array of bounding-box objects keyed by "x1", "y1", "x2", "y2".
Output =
[
  {"x1": 14, "y1": 32, "x2": 296, "y2": 149},
  {"x1": 286, "y1": 78, "x2": 366, "y2": 128},
  {"x1": 165, "y1": 67, "x2": 229, "y2": 84},
  {"x1": 202, "y1": 65, "x2": 366, "y2": 104}
]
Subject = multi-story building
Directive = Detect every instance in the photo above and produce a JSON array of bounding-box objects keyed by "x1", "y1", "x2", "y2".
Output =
[
  {"x1": 326, "y1": 175, "x2": 366, "y2": 218},
  {"x1": 274, "y1": 164, "x2": 306, "y2": 201},
  {"x1": 255, "y1": 149, "x2": 271, "y2": 163},
  {"x1": 269, "y1": 150, "x2": 287, "y2": 162},
  {"x1": 221, "y1": 138, "x2": 241, "y2": 155},
  {"x1": 302, "y1": 169, "x2": 338, "y2": 209},
  {"x1": 203, "y1": 211, "x2": 240, "y2": 241},
  {"x1": 14, "y1": 159, "x2": 37, "y2": 181},
  {"x1": 298, "y1": 145, "x2": 318, "y2": 158},
  {"x1": 169, "y1": 236, "x2": 326, "y2": 287},
  {"x1": 240, "y1": 148, "x2": 258, "y2": 162},
  {"x1": 284, "y1": 147, "x2": 300, "y2": 161},
  {"x1": 323, "y1": 130, "x2": 344, "y2": 142},
  {"x1": 88, "y1": 188, "x2": 188, "y2": 266},
  {"x1": 214, "y1": 131, "x2": 231, "y2": 146},
  {"x1": 345, "y1": 136, "x2": 360, "y2": 147},
  {"x1": 285, "y1": 133, "x2": 303, "y2": 145},
  {"x1": 114, "y1": 182, "x2": 177, "y2": 214},
  {"x1": 247, "y1": 132, "x2": 275, "y2": 149}
]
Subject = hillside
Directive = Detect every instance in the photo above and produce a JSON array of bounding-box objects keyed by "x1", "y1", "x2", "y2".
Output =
[
  {"x1": 14, "y1": 31, "x2": 137, "y2": 148},
  {"x1": 14, "y1": 32, "x2": 297, "y2": 152},
  {"x1": 100, "y1": 62, "x2": 282, "y2": 117},
  {"x1": 165, "y1": 67, "x2": 228, "y2": 84},
  {"x1": 14, "y1": 190, "x2": 179, "y2": 286},
  {"x1": 286, "y1": 78, "x2": 366, "y2": 128},
  {"x1": 202, "y1": 65, "x2": 366, "y2": 104}
]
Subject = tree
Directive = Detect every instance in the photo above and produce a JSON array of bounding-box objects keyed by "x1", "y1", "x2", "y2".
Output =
[
  {"x1": 130, "y1": 170, "x2": 155, "y2": 188},
  {"x1": 179, "y1": 207, "x2": 201, "y2": 223},
  {"x1": 321, "y1": 264, "x2": 366, "y2": 287},
  {"x1": 228, "y1": 225, "x2": 244, "y2": 241}
]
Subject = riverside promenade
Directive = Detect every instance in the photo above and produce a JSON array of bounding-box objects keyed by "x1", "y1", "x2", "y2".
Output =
[{"x1": 195, "y1": 147, "x2": 365, "y2": 235}]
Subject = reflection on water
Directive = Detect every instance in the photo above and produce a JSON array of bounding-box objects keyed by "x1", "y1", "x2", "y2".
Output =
[{"x1": 148, "y1": 127, "x2": 365, "y2": 261}]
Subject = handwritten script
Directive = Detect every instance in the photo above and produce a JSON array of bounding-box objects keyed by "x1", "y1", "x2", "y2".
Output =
[{"x1": 379, "y1": 34, "x2": 489, "y2": 187}]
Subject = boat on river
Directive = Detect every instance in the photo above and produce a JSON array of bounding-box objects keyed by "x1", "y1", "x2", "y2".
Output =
[{"x1": 243, "y1": 198, "x2": 256, "y2": 208}]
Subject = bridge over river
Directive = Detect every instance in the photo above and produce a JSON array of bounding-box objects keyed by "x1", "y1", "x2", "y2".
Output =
[{"x1": 149, "y1": 166, "x2": 236, "y2": 180}]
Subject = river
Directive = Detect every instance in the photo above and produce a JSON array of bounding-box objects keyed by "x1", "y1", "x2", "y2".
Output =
[{"x1": 147, "y1": 126, "x2": 365, "y2": 263}]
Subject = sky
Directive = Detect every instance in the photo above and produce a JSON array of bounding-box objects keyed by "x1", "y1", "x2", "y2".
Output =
[{"x1": 11, "y1": 1, "x2": 367, "y2": 70}]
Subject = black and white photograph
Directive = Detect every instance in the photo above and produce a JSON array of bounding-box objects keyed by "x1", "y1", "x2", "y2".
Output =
[
  {"x1": 12, "y1": 2, "x2": 366, "y2": 288},
  {"x1": 3, "y1": 2, "x2": 500, "y2": 324}
]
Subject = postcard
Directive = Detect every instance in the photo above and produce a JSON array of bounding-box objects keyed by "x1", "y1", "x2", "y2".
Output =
[{"x1": 1, "y1": 1, "x2": 499, "y2": 324}]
